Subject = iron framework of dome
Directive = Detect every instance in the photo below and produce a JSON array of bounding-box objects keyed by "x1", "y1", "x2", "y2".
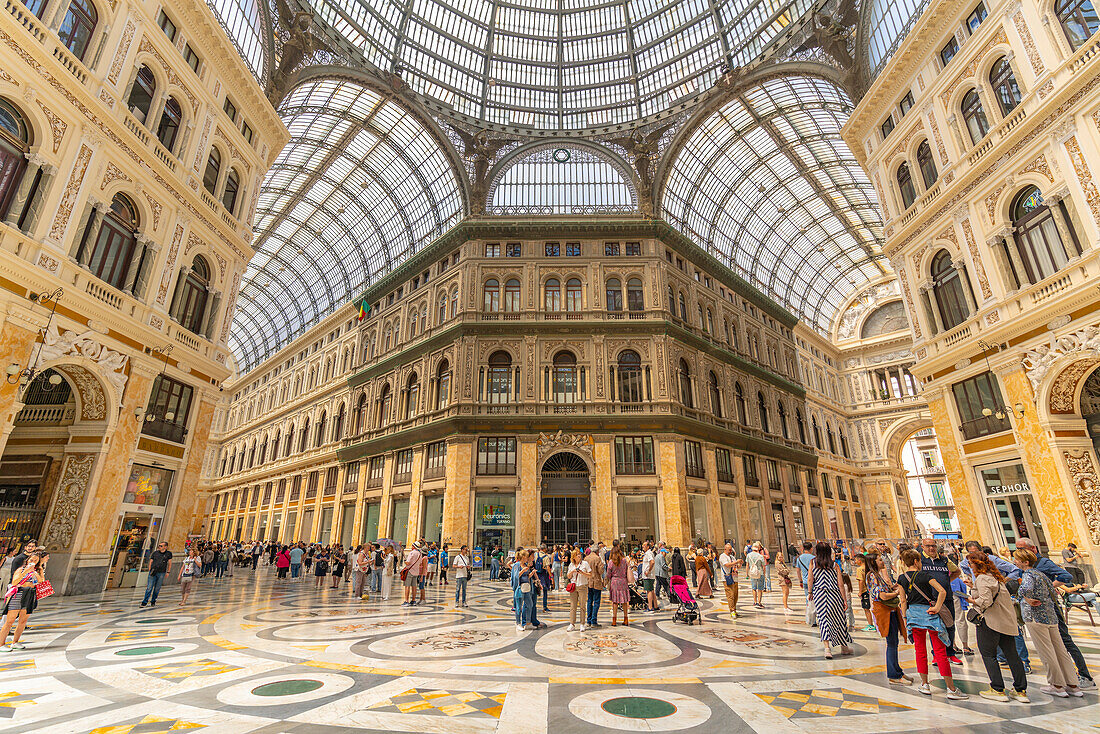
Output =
[{"x1": 208, "y1": 0, "x2": 935, "y2": 372}]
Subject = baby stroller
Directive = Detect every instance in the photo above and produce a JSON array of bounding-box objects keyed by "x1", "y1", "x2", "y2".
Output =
[
  {"x1": 670, "y1": 575, "x2": 701, "y2": 625},
  {"x1": 627, "y1": 582, "x2": 648, "y2": 611}
]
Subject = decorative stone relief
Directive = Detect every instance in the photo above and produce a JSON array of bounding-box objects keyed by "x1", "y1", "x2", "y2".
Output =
[
  {"x1": 99, "y1": 89, "x2": 115, "y2": 108},
  {"x1": 1022, "y1": 321, "x2": 1100, "y2": 402},
  {"x1": 142, "y1": 192, "x2": 162, "y2": 231},
  {"x1": 193, "y1": 116, "x2": 212, "y2": 172},
  {"x1": 35, "y1": 100, "x2": 66, "y2": 153},
  {"x1": 107, "y1": 20, "x2": 136, "y2": 85},
  {"x1": 219, "y1": 271, "x2": 241, "y2": 343},
  {"x1": 213, "y1": 127, "x2": 251, "y2": 171},
  {"x1": 1063, "y1": 449, "x2": 1100, "y2": 545},
  {"x1": 100, "y1": 161, "x2": 131, "y2": 190},
  {"x1": 536, "y1": 431, "x2": 594, "y2": 461},
  {"x1": 0, "y1": 69, "x2": 17, "y2": 85},
  {"x1": 1019, "y1": 153, "x2": 1054, "y2": 182},
  {"x1": 36, "y1": 252, "x2": 59, "y2": 274},
  {"x1": 42, "y1": 453, "x2": 97, "y2": 550},
  {"x1": 895, "y1": 267, "x2": 922, "y2": 339},
  {"x1": 1063, "y1": 135, "x2": 1100, "y2": 225},
  {"x1": 985, "y1": 184, "x2": 1007, "y2": 224},
  {"x1": 41, "y1": 325, "x2": 129, "y2": 406},
  {"x1": 927, "y1": 113, "x2": 949, "y2": 167},
  {"x1": 156, "y1": 223, "x2": 185, "y2": 305},
  {"x1": 867, "y1": 349, "x2": 912, "y2": 365},
  {"x1": 959, "y1": 217, "x2": 992, "y2": 298},
  {"x1": 886, "y1": 119, "x2": 925, "y2": 164},
  {"x1": 836, "y1": 281, "x2": 900, "y2": 340},
  {"x1": 1012, "y1": 10, "x2": 1045, "y2": 76},
  {"x1": 49, "y1": 143, "x2": 91, "y2": 242},
  {"x1": 149, "y1": 314, "x2": 164, "y2": 330},
  {"x1": 939, "y1": 28, "x2": 1010, "y2": 107}
]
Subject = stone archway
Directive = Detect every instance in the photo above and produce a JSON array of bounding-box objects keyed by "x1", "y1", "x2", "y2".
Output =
[{"x1": 537, "y1": 450, "x2": 592, "y2": 546}]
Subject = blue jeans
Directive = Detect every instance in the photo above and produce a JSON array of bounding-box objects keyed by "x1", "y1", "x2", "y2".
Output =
[
  {"x1": 455, "y1": 577, "x2": 468, "y2": 604},
  {"x1": 514, "y1": 591, "x2": 530, "y2": 625},
  {"x1": 885, "y1": 611, "x2": 903, "y2": 679},
  {"x1": 527, "y1": 592, "x2": 540, "y2": 626},
  {"x1": 538, "y1": 575, "x2": 550, "y2": 610},
  {"x1": 491, "y1": 558, "x2": 500, "y2": 579},
  {"x1": 291, "y1": 563, "x2": 301, "y2": 578},
  {"x1": 586, "y1": 588, "x2": 602, "y2": 625},
  {"x1": 216, "y1": 560, "x2": 228, "y2": 577},
  {"x1": 142, "y1": 572, "x2": 165, "y2": 605}
]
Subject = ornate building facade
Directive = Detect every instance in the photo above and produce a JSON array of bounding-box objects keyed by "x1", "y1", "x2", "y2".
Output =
[
  {"x1": 206, "y1": 219, "x2": 918, "y2": 551},
  {"x1": 843, "y1": 0, "x2": 1100, "y2": 560},
  {"x1": 0, "y1": 0, "x2": 285, "y2": 593}
]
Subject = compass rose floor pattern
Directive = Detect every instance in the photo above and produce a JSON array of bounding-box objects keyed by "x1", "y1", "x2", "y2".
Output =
[{"x1": 1, "y1": 572, "x2": 1098, "y2": 733}]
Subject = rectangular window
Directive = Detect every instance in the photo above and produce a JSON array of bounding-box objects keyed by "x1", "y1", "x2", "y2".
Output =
[
  {"x1": 929, "y1": 481, "x2": 948, "y2": 505},
  {"x1": 344, "y1": 462, "x2": 359, "y2": 492},
  {"x1": 306, "y1": 470, "x2": 319, "y2": 499},
  {"x1": 614, "y1": 436, "x2": 654, "y2": 474},
  {"x1": 505, "y1": 242, "x2": 521, "y2": 257},
  {"x1": 940, "y1": 36, "x2": 959, "y2": 66},
  {"x1": 393, "y1": 449, "x2": 413, "y2": 483},
  {"x1": 276, "y1": 478, "x2": 286, "y2": 504},
  {"x1": 477, "y1": 437, "x2": 516, "y2": 475},
  {"x1": 952, "y1": 371, "x2": 1011, "y2": 439},
  {"x1": 805, "y1": 469, "x2": 817, "y2": 496},
  {"x1": 485, "y1": 243, "x2": 501, "y2": 257},
  {"x1": 743, "y1": 454, "x2": 759, "y2": 486},
  {"x1": 765, "y1": 459, "x2": 780, "y2": 490},
  {"x1": 898, "y1": 91, "x2": 914, "y2": 117},
  {"x1": 565, "y1": 242, "x2": 581, "y2": 256},
  {"x1": 424, "y1": 441, "x2": 446, "y2": 479},
  {"x1": 716, "y1": 448, "x2": 735, "y2": 483},
  {"x1": 880, "y1": 115, "x2": 895, "y2": 138},
  {"x1": 966, "y1": 2, "x2": 987, "y2": 33},
  {"x1": 241, "y1": 121, "x2": 253, "y2": 144},
  {"x1": 183, "y1": 44, "x2": 201, "y2": 73},
  {"x1": 685, "y1": 440, "x2": 705, "y2": 478},
  {"x1": 849, "y1": 478, "x2": 859, "y2": 503},
  {"x1": 821, "y1": 472, "x2": 833, "y2": 499},
  {"x1": 367, "y1": 455, "x2": 385, "y2": 487},
  {"x1": 625, "y1": 242, "x2": 641, "y2": 256},
  {"x1": 545, "y1": 242, "x2": 560, "y2": 256},
  {"x1": 142, "y1": 375, "x2": 194, "y2": 443},
  {"x1": 157, "y1": 9, "x2": 177, "y2": 41},
  {"x1": 223, "y1": 97, "x2": 237, "y2": 122},
  {"x1": 324, "y1": 466, "x2": 338, "y2": 495},
  {"x1": 605, "y1": 242, "x2": 621, "y2": 256},
  {"x1": 290, "y1": 475, "x2": 301, "y2": 501}
]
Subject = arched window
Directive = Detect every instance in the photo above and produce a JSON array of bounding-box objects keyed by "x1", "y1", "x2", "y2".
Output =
[
  {"x1": 697, "y1": 305, "x2": 705, "y2": 329},
  {"x1": 58, "y1": 0, "x2": 97, "y2": 61},
  {"x1": 376, "y1": 385, "x2": 391, "y2": 428},
  {"x1": 812, "y1": 417, "x2": 822, "y2": 449},
  {"x1": 917, "y1": 140, "x2": 937, "y2": 189},
  {"x1": 154, "y1": 97, "x2": 183, "y2": 154},
  {"x1": 172, "y1": 255, "x2": 210, "y2": 335},
  {"x1": 408, "y1": 310, "x2": 418, "y2": 338},
  {"x1": 1056, "y1": 0, "x2": 1100, "y2": 49},
  {"x1": 678, "y1": 292, "x2": 688, "y2": 320},
  {"x1": 299, "y1": 417, "x2": 310, "y2": 452},
  {"x1": 354, "y1": 393, "x2": 367, "y2": 433},
  {"x1": 627, "y1": 278, "x2": 643, "y2": 311},
  {"x1": 222, "y1": 169, "x2": 241, "y2": 215},
  {"x1": 708, "y1": 371, "x2": 722, "y2": 418},
  {"x1": 270, "y1": 430, "x2": 280, "y2": 458},
  {"x1": 826, "y1": 423, "x2": 836, "y2": 453},
  {"x1": 544, "y1": 278, "x2": 561, "y2": 311},
  {"x1": 989, "y1": 57, "x2": 1021, "y2": 116},
  {"x1": 777, "y1": 400, "x2": 789, "y2": 439},
  {"x1": 897, "y1": 162, "x2": 916, "y2": 209},
  {"x1": 436, "y1": 359, "x2": 451, "y2": 409},
  {"x1": 315, "y1": 410, "x2": 327, "y2": 447},
  {"x1": 203, "y1": 148, "x2": 221, "y2": 195},
  {"x1": 931, "y1": 250, "x2": 970, "y2": 329},
  {"x1": 617, "y1": 350, "x2": 643, "y2": 403},
  {"x1": 961, "y1": 89, "x2": 990, "y2": 145},
  {"x1": 1011, "y1": 186, "x2": 1073, "y2": 283},
  {"x1": 667, "y1": 285, "x2": 675, "y2": 312},
  {"x1": 483, "y1": 278, "x2": 500, "y2": 311},
  {"x1": 84, "y1": 194, "x2": 139, "y2": 290},
  {"x1": 284, "y1": 425, "x2": 293, "y2": 456},
  {"x1": 840, "y1": 431, "x2": 850, "y2": 458},
  {"x1": 796, "y1": 409, "x2": 806, "y2": 444},
  {"x1": 565, "y1": 278, "x2": 582, "y2": 311},
  {"x1": 450, "y1": 289, "x2": 459, "y2": 318},
  {"x1": 333, "y1": 403, "x2": 345, "y2": 441},
  {"x1": 758, "y1": 391, "x2": 769, "y2": 433},
  {"x1": 127, "y1": 66, "x2": 157, "y2": 123},
  {"x1": 487, "y1": 351, "x2": 512, "y2": 404},
  {"x1": 678, "y1": 359, "x2": 693, "y2": 408},
  {"x1": 552, "y1": 351, "x2": 578, "y2": 403},
  {"x1": 0, "y1": 99, "x2": 30, "y2": 222},
  {"x1": 706, "y1": 309, "x2": 714, "y2": 335},
  {"x1": 606, "y1": 278, "x2": 623, "y2": 311},
  {"x1": 405, "y1": 373, "x2": 419, "y2": 419},
  {"x1": 437, "y1": 293, "x2": 447, "y2": 323},
  {"x1": 504, "y1": 278, "x2": 520, "y2": 311},
  {"x1": 734, "y1": 382, "x2": 746, "y2": 424}
]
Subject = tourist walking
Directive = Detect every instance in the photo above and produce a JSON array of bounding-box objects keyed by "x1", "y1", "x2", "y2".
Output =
[
  {"x1": 641, "y1": 541, "x2": 658, "y2": 612},
  {"x1": 965, "y1": 551, "x2": 1028, "y2": 703},
  {"x1": 746, "y1": 542, "x2": 767, "y2": 609},
  {"x1": 719, "y1": 543, "x2": 740, "y2": 619},
  {"x1": 177, "y1": 548, "x2": 199, "y2": 606},
  {"x1": 807, "y1": 542, "x2": 852, "y2": 659},
  {"x1": 852, "y1": 553, "x2": 876, "y2": 631},
  {"x1": 897, "y1": 549, "x2": 967, "y2": 699},
  {"x1": 402, "y1": 542, "x2": 423, "y2": 606},
  {"x1": 275, "y1": 546, "x2": 290, "y2": 579},
  {"x1": 140, "y1": 541, "x2": 172, "y2": 608},
  {"x1": 795, "y1": 541, "x2": 817, "y2": 626},
  {"x1": 607, "y1": 545, "x2": 631, "y2": 626},
  {"x1": 585, "y1": 545, "x2": 605, "y2": 627},
  {"x1": 452, "y1": 545, "x2": 470, "y2": 607},
  {"x1": 381, "y1": 546, "x2": 395, "y2": 601},
  {"x1": 0, "y1": 553, "x2": 43, "y2": 651},
  {"x1": 867, "y1": 551, "x2": 909, "y2": 686},
  {"x1": 655, "y1": 545, "x2": 671, "y2": 602},
  {"x1": 352, "y1": 545, "x2": 368, "y2": 598},
  {"x1": 313, "y1": 548, "x2": 330, "y2": 589},
  {"x1": 512, "y1": 549, "x2": 534, "y2": 630},
  {"x1": 289, "y1": 544, "x2": 304, "y2": 579},
  {"x1": 776, "y1": 551, "x2": 793, "y2": 610},
  {"x1": 695, "y1": 545, "x2": 714, "y2": 598},
  {"x1": 1014, "y1": 549, "x2": 1082, "y2": 697},
  {"x1": 566, "y1": 548, "x2": 588, "y2": 631}
]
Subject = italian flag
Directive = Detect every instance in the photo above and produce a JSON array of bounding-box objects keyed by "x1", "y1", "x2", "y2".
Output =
[{"x1": 357, "y1": 299, "x2": 369, "y2": 321}]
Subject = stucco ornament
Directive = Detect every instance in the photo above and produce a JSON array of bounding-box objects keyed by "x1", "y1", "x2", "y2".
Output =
[
  {"x1": 1022, "y1": 323, "x2": 1100, "y2": 391},
  {"x1": 1063, "y1": 449, "x2": 1100, "y2": 546},
  {"x1": 836, "y1": 281, "x2": 900, "y2": 340},
  {"x1": 536, "y1": 431, "x2": 594, "y2": 460},
  {"x1": 39, "y1": 324, "x2": 129, "y2": 404},
  {"x1": 42, "y1": 453, "x2": 97, "y2": 550}
]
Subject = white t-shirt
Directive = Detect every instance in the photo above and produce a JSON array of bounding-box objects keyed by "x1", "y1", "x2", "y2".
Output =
[
  {"x1": 642, "y1": 550, "x2": 656, "y2": 580},
  {"x1": 746, "y1": 551, "x2": 766, "y2": 578},
  {"x1": 452, "y1": 554, "x2": 470, "y2": 578},
  {"x1": 573, "y1": 561, "x2": 590, "y2": 587},
  {"x1": 719, "y1": 553, "x2": 737, "y2": 579}
]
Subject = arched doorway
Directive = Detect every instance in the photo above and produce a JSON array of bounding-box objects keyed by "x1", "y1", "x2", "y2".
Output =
[
  {"x1": 539, "y1": 452, "x2": 591, "y2": 545},
  {"x1": 1082, "y1": 367, "x2": 1100, "y2": 458}
]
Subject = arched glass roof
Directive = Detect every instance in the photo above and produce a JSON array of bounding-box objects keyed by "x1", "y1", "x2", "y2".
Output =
[
  {"x1": 867, "y1": 0, "x2": 931, "y2": 75},
  {"x1": 205, "y1": 0, "x2": 267, "y2": 81},
  {"x1": 297, "y1": 0, "x2": 813, "y2": 130},
  {"x1": 228, "y1": 79, "x2": 465, "y2": 372},
  {"x1": 662, "y1": 75, "x2": 885, "y2": 332},
  {"x1": 487, "y1": 144, "x2": 637, "y2": 213}
]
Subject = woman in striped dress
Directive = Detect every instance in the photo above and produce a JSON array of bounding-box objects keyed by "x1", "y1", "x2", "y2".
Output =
[{"x1": 807, "y1": 541, "x2": 853, "y2": 659}]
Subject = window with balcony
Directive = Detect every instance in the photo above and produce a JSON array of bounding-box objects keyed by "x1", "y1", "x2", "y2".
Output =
[
  {"x1": 544, "y1": 278, "x2": 561, "y2": 311},
  {"x1": 1011, "y1": 186, "x2": 1077, "y2": 284},
  {"x1": 616, "y1": 350, "x2": 644, "y2": 403},
  {"x1": 333, "y1": 403, "x2": 345, "y2": 441},
  {"x1": 0, "y1": 99, "x2": 31, "y2": 225},
  {"x1": 552, "y1": 351, "x2": 578, "y2": 403},
  {"x1": 393, "y1": 449, "x2": 413, "y2": 483},
  {"x1": 708, "y1": 371, "x2": 722, "y2": 417},
  {"x1": 424, "y1": 441, "x2": 446, "y2": 478},
  {"x1": 930, "y1": 250, "x2": 971, "y2": 330},
  {"x1": 222, "y1": 168, "x2": 241, "y2": 215},
  {"x1": 203, "y1": 148, "x2": 221, "y2": 195},
  {"x1": 503, "y1": 278, "x2": 520, "y2": 311},
  {"x1": 127, "y1": 66, "x2": 157, "y2": 123},
  {"x1": 917, "y1": 140, "x2": 937, "y2": 188},
  {"x1": 477, "y1": 437, "x2": 516, "y2": 475},
  {"x1": 1057, "y1": 0, "x2": 1100, "y2": 48},
  {"x1": 757, "y1": 391, "x2": 770, "y2": 433},
  {"x1": 171, "y1": 255, "x2": 212, "y2": 336},
  {"x1": 678, "y1": 359, "x2": 693, "y2": 408},
  {"x1": 565, "y1": 278, "x2": 582, "y2": 311},
  {"x1": 777, "y1": 400, "x2": 789, "y2": 439},
  {"x1": 990, "y1": 57, "x2": 1021, "y2": 116},
  {"x1": 376, "y1": 384, "x2": 391, "y2": 428},
  {"x1": 626, "y1": 278, "x2": 643, "y2": 310},
  {"x1": 716, "y1": 448, "x2": 734, "y2": 482},
  {"x1": 897, "y1": 162, "x2": 916, "y2": 209},
  {"x1": 743, "y1": 454, "x2": 759, "y2": 486},
  {"x1": 404, "y1": 372, "x2": 419, "y2": 419},
  {"x1": 606, "y1": 278, "x2": 623, "y2": 311},
  {"x1": 961, "y1": 89, "x2": 990, "y2": 145},
  {"x1": 156, "y1": 97, "x2": 183, "y2": 152},
  {"x1": 952, "y1": 371, "x2": 1011, "y2": 439},
  {"x1": 685, "y1": 440, "x2": 705, "y2": 478},
  {"x1": 486, "y1": 351, "x2": 512, "y2": 404},
  {"x1": 436, "y1": 359, "x2": 451, "y2": 409},
  {"x1": 367, "y1": 455, "x2": 384, "y2": 487},
  {"x1": 79, "y1": 194, "x2": 141, "y2": 292},
  {"x1": 614, "y1": 436, "x2": 654, "y2": 474},
  {"x1": 142, "y1": 375, "x2": 193, "y2": 443},
  {"x1": 59, "y1": 0, "x2": 98, "y2": 61},
  {"x1": 483, "y1": 278, "x2": 500, "y2": 312},
  {"x1": 734, "y1": 382, "x2": 746, "y2": 424}
]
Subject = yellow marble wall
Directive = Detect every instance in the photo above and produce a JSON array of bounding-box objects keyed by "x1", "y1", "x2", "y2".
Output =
[
  {"x1": 167, "y1": 397, "x2": 216, "y2": 548},
  {"x1": 349, "y1": 462, "x2": 367, "y2": 545},
  {"x1": 927, "y1": 393, "x2": 984, "y2": 541},
  {"x1": 442, "y1": 441, "x2": 472, "y2": 547},
  {"x1": 377, "y1": 457, "x2": 393, "y2": 538},
  {"x1": 405, "y1": 448, "x2": 424, "y2": 547},
  {"x1": 518, "y1": 441, "x2": 539, "y2": 545},
  {"x1": 592, "y1": 440, "x2": 613, "y2": 542},
  {"x1": 1000, "y1": 366, "x2": 1079, "y2": 551},
  {"x1": 0, "y1": 319, "x2": 36, "y2": 455},
  {"x1": 658, "y1": 439, "x2": 690, "y2": 547}
]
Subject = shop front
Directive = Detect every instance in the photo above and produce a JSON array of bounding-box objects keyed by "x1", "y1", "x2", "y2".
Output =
[
  {"x1": 771, "y1": 503, "x2": 789, "y2": 552},
  {"x1": 390, "y1": 498, "x2": 410, "y2": 545},
  {"x1": 616, "y1": 493, "x2": 657, "y2": 548},
  {"x1": 422, "y1": 494, "x2": 443, "y2": 544},
  {"x1": 360, "y1": 502, "x2": 380, "y2": 544},
  {"x1": 340, "y1": 503, "x2": 355, "y2": 547},
  {"x1": 977, "y1": 460, "x2": 1049, "y2": 553},
  {"x1": 720, "y1": 496, "x2": 739, "y2": 547},
  {"x1": 107, "y1": 464, "x2": 174, "y2": 589},
  {"x1": 475, "y1": 493, "x2": 514, "y2": 555},
  {"x1": 688, "y1": 493, "x2": 709, "y2": 542}
]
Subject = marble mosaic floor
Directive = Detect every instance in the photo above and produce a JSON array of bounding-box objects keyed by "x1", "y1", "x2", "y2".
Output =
[{"x1": 3, "y1": 570, "x2": 1099, "y2": 733}]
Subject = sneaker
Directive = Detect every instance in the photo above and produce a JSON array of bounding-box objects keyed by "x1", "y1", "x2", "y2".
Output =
[
  {"x1": 979, "y1": 688, "x2": 1009, "y2": 702},
  {"x1": 948, "y1": 656, "x2": 963, "y2": 665},
  {"x1": 1066, "y1": 687, "x2": 1084, "y2": 698},
  {"x1": 1079, "y1": 678, "x2": 1097, "y2": 690},
  {"x1": 1040, "y1": 686, "x2": 1069, "y2": 698},
  {"x1": 962, "y1": 648, "x2": 975, "y2": 656},
  {"x1": 901, "y1": 675, "x2": 913, "y2": 683},
  {"x1": 917, "y1": 683, "x2": 933, "y2": 696},
  {"x1": 0, "y1": 645, "x2": 10, "y2": 653},
  {"x1": 863, "y1": 625, "x2": 877, "y2": 631},
  {"x1": 517, "y1": 625, "x2": 526, "y2": 632},
  {"x1": 888, "y1": 678, "x2": 911, "y2": 686},
  {"x1": 730, "y1": 611, "x2": 738, "y2": 620},
  {"x1": 579, "y1": 625, "x2": 587, "y2": 631},
  {"x1": 946, "y1": 688, "x2": 969, "y2": 701},
  {"x1": 1009, "y1": 690, "x2": 1030, "y2": 703},
  {"x1": 567, "y1": 624, "x2": 575, "y2": 631},
  {"x1": 140, "y1": 602, "x2": 148, "y2": 608}
]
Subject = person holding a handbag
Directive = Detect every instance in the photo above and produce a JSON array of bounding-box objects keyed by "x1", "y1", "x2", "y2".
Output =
[
  {"x1": 512, "y1": 549, "x2": 536, "y2": 631},
  {"x1": 897, "y1": 549, "x2": 968, "y2": 700},
  {"x1": 867, "y1": 551, "x2": 910, "y2": 686},
  {"x1": 566, "y1": 548, "x2": 588, "y2": 631},
  {"x1": 452, "y1": 545, "x2": 471, "y2": 607},
  {"x1": 1015, "y1": 548, "x2": 1083, "y2": 698},
  {"x1": 0, "y1": 553, "x2": 47, "y2": 651},
  {"x1": 965, "y1": 551, "x2": 1028, "y2": 702},
  {"x1": 401, "y1": 542, "x2": 423, "y2": 606}
]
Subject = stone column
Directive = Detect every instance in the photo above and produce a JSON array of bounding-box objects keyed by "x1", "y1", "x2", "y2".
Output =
[
  {"x1": 1045, "y1": 189, "x2": 1083, "y2": 257},
  {"x1": 953, "y1": 259, "x2": 979, "y2": 314},
  {"x1": 21, "y1": 163, "x2": 57, "y2": 235},
  {"x1": 919, "y1": 283, "x2": 945, "y2": 333},
  {"x1": 3, "y1": 153, "x2": 44, "y2": 225},
  {"x1": 166, "y1": 397, "x2": 217, "y2": 548},
  {"x1": 591, "y1": 439, "x2": 613, "y2": 543},
  {"x1": 702, "y1": 444, "x2": 723, "y2": 545},
  {"x1": 657, "y1": 437, "x2": 690, "y2": 547},
  {"x1": 349, "y1": 460, "x2": 367, "y2": 545},
  {"x1": 131, "y1": 239, "x2": 161, "y2": 300},
  {"x1": 73, "y1": 201, "x2": 108, "y2": 264},
  {"x1": 986, "y1": 232, "x2": 1019, "y2": 292},
  {"x1": 517, "y1": 440, "x2": 539, "y2": 546},
  {"x1": 441, "y1": 439, "x2": 472, "y2": 547},
  {"x1": 376, "y1": 455, "x2": 394, "y2": 538}
]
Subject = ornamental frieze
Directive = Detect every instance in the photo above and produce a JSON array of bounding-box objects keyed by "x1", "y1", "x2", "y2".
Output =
[{"x1": 1063, "y1": 449, "x2": 1100, "y2": 545}]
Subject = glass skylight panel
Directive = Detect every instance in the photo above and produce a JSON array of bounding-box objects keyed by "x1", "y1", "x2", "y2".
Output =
[
  {"x1": 868, "y1": 0, "x2": 931, "y2": 74},
  {"x1": 205, "y1": 0, "x2": 265, "y2": 80}
]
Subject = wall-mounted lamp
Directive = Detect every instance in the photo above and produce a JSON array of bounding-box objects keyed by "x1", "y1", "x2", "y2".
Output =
[{"x1": 6, "y1": 288, "x2": 64, "y2": 391}]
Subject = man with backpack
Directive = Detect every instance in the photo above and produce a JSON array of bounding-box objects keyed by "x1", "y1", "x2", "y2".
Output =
[
  {"x1": 795, "y1": 540, "x2": 817, "y2": 626},
  {"x1": 535, "y1": 544, "x2": 552, "y2": 612}
]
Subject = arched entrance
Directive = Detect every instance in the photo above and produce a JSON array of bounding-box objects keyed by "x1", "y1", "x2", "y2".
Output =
[
  {"x1": 539, "y1": 452, "x2": 591, "y2": 545},
  {"x1": 1081, "y1": 367, "x2": 1100, "y2": 458}
]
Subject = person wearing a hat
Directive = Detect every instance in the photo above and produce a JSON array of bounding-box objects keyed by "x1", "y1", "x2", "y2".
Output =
[{"x1": 746, "y1": 542, "x2": 768, "y2": 609}]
